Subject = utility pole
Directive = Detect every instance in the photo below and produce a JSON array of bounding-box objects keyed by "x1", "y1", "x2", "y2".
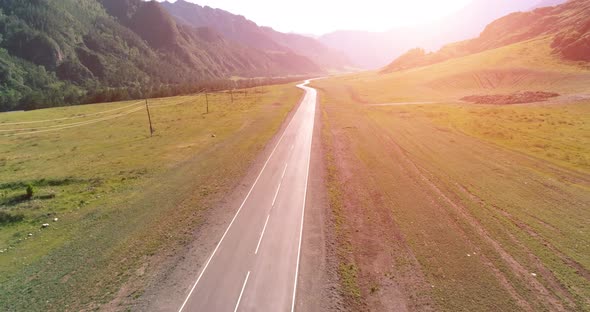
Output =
[
  {"x1": 230, "y1": 89, "x2": 233, "y2": 103},
  {"x1": 145, "y1": 99, "x2": 154, "y2": 137},
  {"x1": 205, "y1": 92, "x2": 209, "y2": 114}
]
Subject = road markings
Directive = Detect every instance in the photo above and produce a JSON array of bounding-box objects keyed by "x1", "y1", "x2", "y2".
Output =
[
  {"x1": 272, "y1": 163, "x2": 289, "y2": 207},
  {"x1": 291, "y1": 83, "x2": 315, "y2": 312},
  {"x1": 177, "y1": 107, "x2": 296, "y2": 312},
  {"x1": 234, "y1": 271, "x2": 251, "y2": 312},
  {"x1": 281, "y1": 163, "x2": 289, "y2": 180},
  {"x1": 178, "y1": 80, "x2": 315, "y2": 312},
  {"x1": 255, "y1": 215, "x2": 270, "y2": 255}
]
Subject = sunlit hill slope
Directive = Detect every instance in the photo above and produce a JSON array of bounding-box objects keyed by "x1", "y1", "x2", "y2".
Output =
[
  {"x1": 383, "y1": 0, "x2": 590, "y2": 74},
  {"x1": 327, "y1": 0, "x2": 590, "y2": 104}
]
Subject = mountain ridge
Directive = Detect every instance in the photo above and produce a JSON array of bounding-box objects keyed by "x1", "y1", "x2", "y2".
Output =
[
  {"x1": 319, "y1": 0, "x2": 568, "y2": 69},
  {"x1": 382, "y1": 0, "x2": 590, "y2": 73},
  {"x1": 160, "y1": 0, "x2": 352, "y2": 71},
  {"x1": 0, "y1": 0, "x2": 322, "y2": 111}
]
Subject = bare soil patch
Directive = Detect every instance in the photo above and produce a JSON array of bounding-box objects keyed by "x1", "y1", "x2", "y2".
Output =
[
  {"x1": 321, "y1": 106, "x2": 436, "y2": 312},
  {"x1": 461, "y1": 91, "x2": 559, "y2": 104}
]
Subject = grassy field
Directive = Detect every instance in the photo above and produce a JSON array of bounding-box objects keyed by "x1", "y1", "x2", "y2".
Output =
[
  {"x1": 0, "y1": 84, "x2": 303, "y2": 310},
  {"x1": 312, "y1": 37, "x2": 590, "y2": 311},
  {"x1": 338, "y1": 37, "x2": 590, "y2": 104}
]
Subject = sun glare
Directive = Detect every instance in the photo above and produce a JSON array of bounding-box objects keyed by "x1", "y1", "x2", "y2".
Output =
[
  {"x1": 360, "y1": 0, "x2": 474, "y2": 30},
  {"x1": 165, "y1": 0, "x2": 473, "y2": 34}
]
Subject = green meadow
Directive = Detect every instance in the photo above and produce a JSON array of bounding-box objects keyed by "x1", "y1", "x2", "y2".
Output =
[{"x1": 0, "y1": 84, "x2": 302, "y2": 310}]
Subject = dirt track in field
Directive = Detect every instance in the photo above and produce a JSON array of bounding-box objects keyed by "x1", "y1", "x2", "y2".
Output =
[{"x1": 319, "y1": 92, "x2": 590, "y2": 311}]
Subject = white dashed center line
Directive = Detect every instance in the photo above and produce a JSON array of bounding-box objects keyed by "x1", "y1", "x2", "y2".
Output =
[{"x1": 234, "y1": 271, "x2": 250, "y2": 312}]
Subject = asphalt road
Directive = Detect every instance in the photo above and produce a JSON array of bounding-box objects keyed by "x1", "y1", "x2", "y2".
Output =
[{"x1": 178, "y1": 80, "x2": 317, "y2": 312}]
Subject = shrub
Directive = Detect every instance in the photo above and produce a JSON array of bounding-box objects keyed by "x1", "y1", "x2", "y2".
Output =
[
  {"x1": 0, "y1": 211, "x2": 24, "y2": 225},
  {"x1": 25, "y1": 184, "x2": 34, "y2": 199}
]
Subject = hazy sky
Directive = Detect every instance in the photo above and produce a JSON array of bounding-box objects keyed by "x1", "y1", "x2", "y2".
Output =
[{"x1": 159, "y1": 0, "x2": 473, "y2": 34}]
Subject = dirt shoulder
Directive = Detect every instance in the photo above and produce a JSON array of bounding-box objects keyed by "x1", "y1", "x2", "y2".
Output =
[{"x1": 297, "y1": 91, "x2": 344, "y2": 311}]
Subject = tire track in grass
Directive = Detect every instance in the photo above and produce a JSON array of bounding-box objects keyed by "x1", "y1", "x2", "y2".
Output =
[{"x1": 0, "y1": 97, "x2": 201, "y2": 137}]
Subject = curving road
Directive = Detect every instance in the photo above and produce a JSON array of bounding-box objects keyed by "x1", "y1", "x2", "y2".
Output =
[{"x1": 178, "y1": 81, "x2": 317, "y2": 312}]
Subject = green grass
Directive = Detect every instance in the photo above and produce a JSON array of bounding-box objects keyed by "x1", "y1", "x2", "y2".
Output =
[
  {"x1": 0, "y1": 84, "x2": 303, "y2": 310},
  {"x1": 325, "y1": 37, "x2": 590, "y2": 104},
  {"x1": 412, "y1": 103, "x2": 590, "y2": 172},
  {"x1": 313, "y1": 38, "x2": 590, "y2": 311},
  {"x1": 339, "y1": 262, "x2": 362, "y2": 299}
]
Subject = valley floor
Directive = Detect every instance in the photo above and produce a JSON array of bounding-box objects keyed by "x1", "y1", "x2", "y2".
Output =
[
  {"x1": 0, "y1": 85, "x2": 303, "y2": 310},
  {"x1": 2, "y1": 43, "x2": 589, "y2": 311},
  {"x1": 313, "y1": 78, "x2": 590, "y2": 311}
]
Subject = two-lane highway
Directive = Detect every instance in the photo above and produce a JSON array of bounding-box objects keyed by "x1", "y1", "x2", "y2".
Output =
[{"x1": 178, "y1": 80, "x2": 317, "y2": 312}]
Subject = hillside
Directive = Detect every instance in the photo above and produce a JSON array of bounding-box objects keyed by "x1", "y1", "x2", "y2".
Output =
[
  {"x1": 326, "y1": 39, "x2": 590, "y2": 110},
  {"x1": 383, "y1": 0, "x2": 590, "y2": 73},
  {"x1": 319, "y1": 0, "x2": 567, "y2": 69},
  {"x1": 316, "y1": 1, "x2": 590, "y2": 106},
  {"x1": 0, "y1": 0, "x2": 321, "y2": 112},
  {"x1": 160, "y1": 0, "x2": 351, "y2": 71}
]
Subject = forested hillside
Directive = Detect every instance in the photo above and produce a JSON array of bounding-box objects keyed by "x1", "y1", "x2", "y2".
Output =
[{"x1": 0, "y1": 0, "x2": 321, "y2": 112}]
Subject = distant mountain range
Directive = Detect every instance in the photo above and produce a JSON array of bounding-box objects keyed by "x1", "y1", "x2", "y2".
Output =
[
  {"x1": 160, "y1": 0, "x2": 351, "y2": 71},
  {"x1": 319, "y1": 0, "x2": 569, "y2": 69},
  {"x1": 0, "y1": 0, "x2": 575, "y2": 112}
]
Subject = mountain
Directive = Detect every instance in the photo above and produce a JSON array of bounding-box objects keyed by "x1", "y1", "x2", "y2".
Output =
[
  {"x1": 319, "y1": 0, "x2": 568, "y2": 69},
  {"x1": 259, "y1": 27, "x2": 352, "y2": 71},
  {"x1": 160, "y1": 0, "x2": 351, "y2": 71},
  {"x1": 0, "y1": 0, "x2": 321, "y2": 111},
  {"x1": 382, "y1": 0, "x2": 590, "y2": 73}
]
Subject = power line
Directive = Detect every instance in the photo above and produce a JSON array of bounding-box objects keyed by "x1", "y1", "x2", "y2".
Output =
[
  {"x1": 1, "y1": 89, "x2": 250, "y2": 137},
  {"x1": 0, "y1": 101, "x2": 143, "y2": 126},
  {"x1": 1, "y1": 106, "x2": 145, "y2": 137},
  {"x1": 0, "y1": 97, "x2": 198, "y2": 135}
]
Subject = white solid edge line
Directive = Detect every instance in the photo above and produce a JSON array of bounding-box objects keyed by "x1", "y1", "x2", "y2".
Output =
[
  {"x1": 234, "y1": 271, "x2": 251, "y2": 312},
  {"x1": 291, "y1": 83, "x2": 315, "y2": 312},
  {"x1": 255, "y1": 214, "x2": 271, "y2": 255},
  {"x1": 177, "y1": 93, "x2": 298, "y2": 312}
]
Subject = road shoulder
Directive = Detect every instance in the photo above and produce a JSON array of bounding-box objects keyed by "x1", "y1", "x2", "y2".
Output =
[{"x1": 297, "y1": 91, "x2": 345, "y2": 311}]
